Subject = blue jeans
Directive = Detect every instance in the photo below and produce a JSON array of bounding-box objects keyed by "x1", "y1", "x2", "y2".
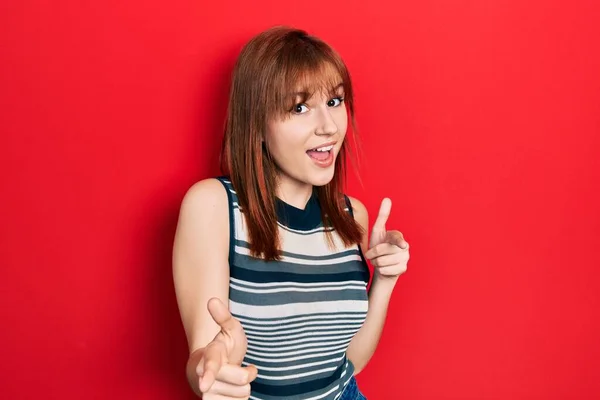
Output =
[{"x1": 341, "y1": 376, "x2": 367, "y2": 400}]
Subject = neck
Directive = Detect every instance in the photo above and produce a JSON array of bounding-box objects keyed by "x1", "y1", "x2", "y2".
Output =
[{"x1": 275, "y1": 175, "x2": 314, "y2": 210}]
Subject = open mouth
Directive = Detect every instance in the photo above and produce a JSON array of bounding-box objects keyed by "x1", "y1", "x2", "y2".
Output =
[
  {"x1": 306, "y1": 144, "x2": 335, "y2": 167},
  {"x1": 306, "y1": 144, "x2": 334, "y2": 161}
]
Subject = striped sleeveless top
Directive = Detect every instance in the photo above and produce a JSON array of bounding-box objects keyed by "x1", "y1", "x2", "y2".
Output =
[{"x1": 216, "y1": 177, "x2": 370, "y2": 400}]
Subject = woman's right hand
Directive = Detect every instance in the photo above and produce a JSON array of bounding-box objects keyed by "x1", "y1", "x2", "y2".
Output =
[{"x1": 196, "y1": 297, "x2": 258, "y2": 399}]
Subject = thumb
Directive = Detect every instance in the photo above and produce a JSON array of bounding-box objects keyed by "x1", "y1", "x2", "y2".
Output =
[
  {"x1": 207, "y1": 297, "x2": 247, "y2": 365},
  {"x1": 207, "y1": 297, "x2": 242, "y2": 334},
  {"x1": 370, "y1": 198, "x2": 391, "y2": 247}
]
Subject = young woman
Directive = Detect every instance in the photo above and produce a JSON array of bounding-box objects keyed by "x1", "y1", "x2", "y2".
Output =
[{"x1": 173, "y1": 26, "x2": 410, "y2": 400}]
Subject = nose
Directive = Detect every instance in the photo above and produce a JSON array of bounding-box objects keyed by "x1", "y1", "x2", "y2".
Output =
[{"x1": 314, "y1": 106, "x2": 338, "y2": 136}]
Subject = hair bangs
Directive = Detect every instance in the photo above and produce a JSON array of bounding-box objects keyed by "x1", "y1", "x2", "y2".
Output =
[
  {"x1": 221, "y1": 26, "x2": 363, "y2": 260},
  {"x1": 269, "y1": 41, "x2": 353, "y2": 119}
]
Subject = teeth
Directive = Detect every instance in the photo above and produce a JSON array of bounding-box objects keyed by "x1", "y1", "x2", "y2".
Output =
[{"x1": 314, "y1": 145, "x2": 334, "y2": 152}]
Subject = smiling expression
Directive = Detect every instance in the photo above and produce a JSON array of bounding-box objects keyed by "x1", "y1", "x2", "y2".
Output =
[{"x1": 265, "y1": 64, "x2": 349, "y2": 189}]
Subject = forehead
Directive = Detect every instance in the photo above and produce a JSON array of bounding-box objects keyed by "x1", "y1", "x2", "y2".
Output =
[{"x1": 289, "y1": 61, "x2": 345, "y2": 97}]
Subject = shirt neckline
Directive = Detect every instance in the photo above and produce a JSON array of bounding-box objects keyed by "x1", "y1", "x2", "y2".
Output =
[{"x1": 275, "y1": 191, "x2": 322, "y2": 230}]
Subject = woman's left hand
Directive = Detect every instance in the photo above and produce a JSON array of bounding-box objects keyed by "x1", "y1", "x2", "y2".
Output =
[{"x1": 364, "y1": 198, "x2": 410, "y2": 279}]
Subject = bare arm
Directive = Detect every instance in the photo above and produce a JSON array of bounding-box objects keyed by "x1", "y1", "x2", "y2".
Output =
[
  {"x1": 345, "y1": 196, "x2": 400, "y2": 375},
  {"x1": 173, "y1": 178, "x2": 254, "y2": 396}
]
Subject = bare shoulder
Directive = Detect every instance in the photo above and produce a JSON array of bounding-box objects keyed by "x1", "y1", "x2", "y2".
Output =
[
  {"x1": 179, "y1": 178, "x2": 229, "y2": 217},
  {"x1": 174, "y1": 177, "x2": 229, "y2": 269}
]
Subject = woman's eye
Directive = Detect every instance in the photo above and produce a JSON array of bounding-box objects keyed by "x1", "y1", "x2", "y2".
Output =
[
  {"x1": 327, "y1": 97, "x2": 344, "y2": 107},
  {"x1": 292, "y1": 104, "x2": 309, "y2": 114}
]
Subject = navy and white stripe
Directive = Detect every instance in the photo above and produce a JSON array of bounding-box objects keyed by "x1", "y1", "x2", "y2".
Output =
[{"x1": 217, "y1": 177, "x2": 370, "y2": 400}]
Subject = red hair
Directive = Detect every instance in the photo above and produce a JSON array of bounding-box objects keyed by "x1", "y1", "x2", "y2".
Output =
[{"x1": 220, "y1": 26, "x2": 363, "y2": 261}]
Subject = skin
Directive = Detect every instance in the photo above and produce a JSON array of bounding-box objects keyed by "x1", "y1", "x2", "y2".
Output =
[
  {"x1": 265, "y1": 84, "x2": 347, "y2": 208},
  {"x1": 172, "y1": 81, "x2": 410, "y2": 399}
]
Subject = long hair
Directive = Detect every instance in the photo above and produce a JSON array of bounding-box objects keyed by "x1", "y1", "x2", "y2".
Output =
[{"x1": 220, "y1": 26, "x2": 363, "y2": 261}]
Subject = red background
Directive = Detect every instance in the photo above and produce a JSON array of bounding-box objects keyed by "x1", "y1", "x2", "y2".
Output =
[{"x1": 2, "y1": 1, "x2": 599, "y2": 399}]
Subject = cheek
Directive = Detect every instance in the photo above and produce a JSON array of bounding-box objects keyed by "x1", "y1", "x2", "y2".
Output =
[
  {"x1": 339, "y1": 119, "x2": 348, "y2": 137},
  {"x1": 265, "y1": 125, "x2": 307, "y2": 162},
  {"x1": 337, "y1": 119, "x2": 348, "y2": 143},
  {"x1": 335, "y1": 106, "x2": 349, "y2": 132}
]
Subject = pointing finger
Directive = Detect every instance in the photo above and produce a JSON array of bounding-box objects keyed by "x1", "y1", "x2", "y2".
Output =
[
  {"x1": 198, "y1": 341, "x2": 226, "y2": 392},
  {"x1": 370, "y1": 198, "x2": 392, "y2": 243}
]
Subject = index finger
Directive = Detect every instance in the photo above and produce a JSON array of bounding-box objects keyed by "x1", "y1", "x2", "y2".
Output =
[
  {"x1": 372, "y1": 198, "x2": 392, "y2": 235},
  {"x1": 198, "y1": 341, "x2": 226, "y2": 392}
]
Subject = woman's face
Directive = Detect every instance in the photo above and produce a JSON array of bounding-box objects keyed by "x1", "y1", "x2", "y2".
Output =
[{"x1": 265, "y1": 83, "x2": 347, "y2": 189}]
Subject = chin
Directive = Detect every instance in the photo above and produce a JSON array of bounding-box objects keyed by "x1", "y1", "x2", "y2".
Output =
[{"x1": 308, "y1": 169, "x2": 336, "y2": 187}]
